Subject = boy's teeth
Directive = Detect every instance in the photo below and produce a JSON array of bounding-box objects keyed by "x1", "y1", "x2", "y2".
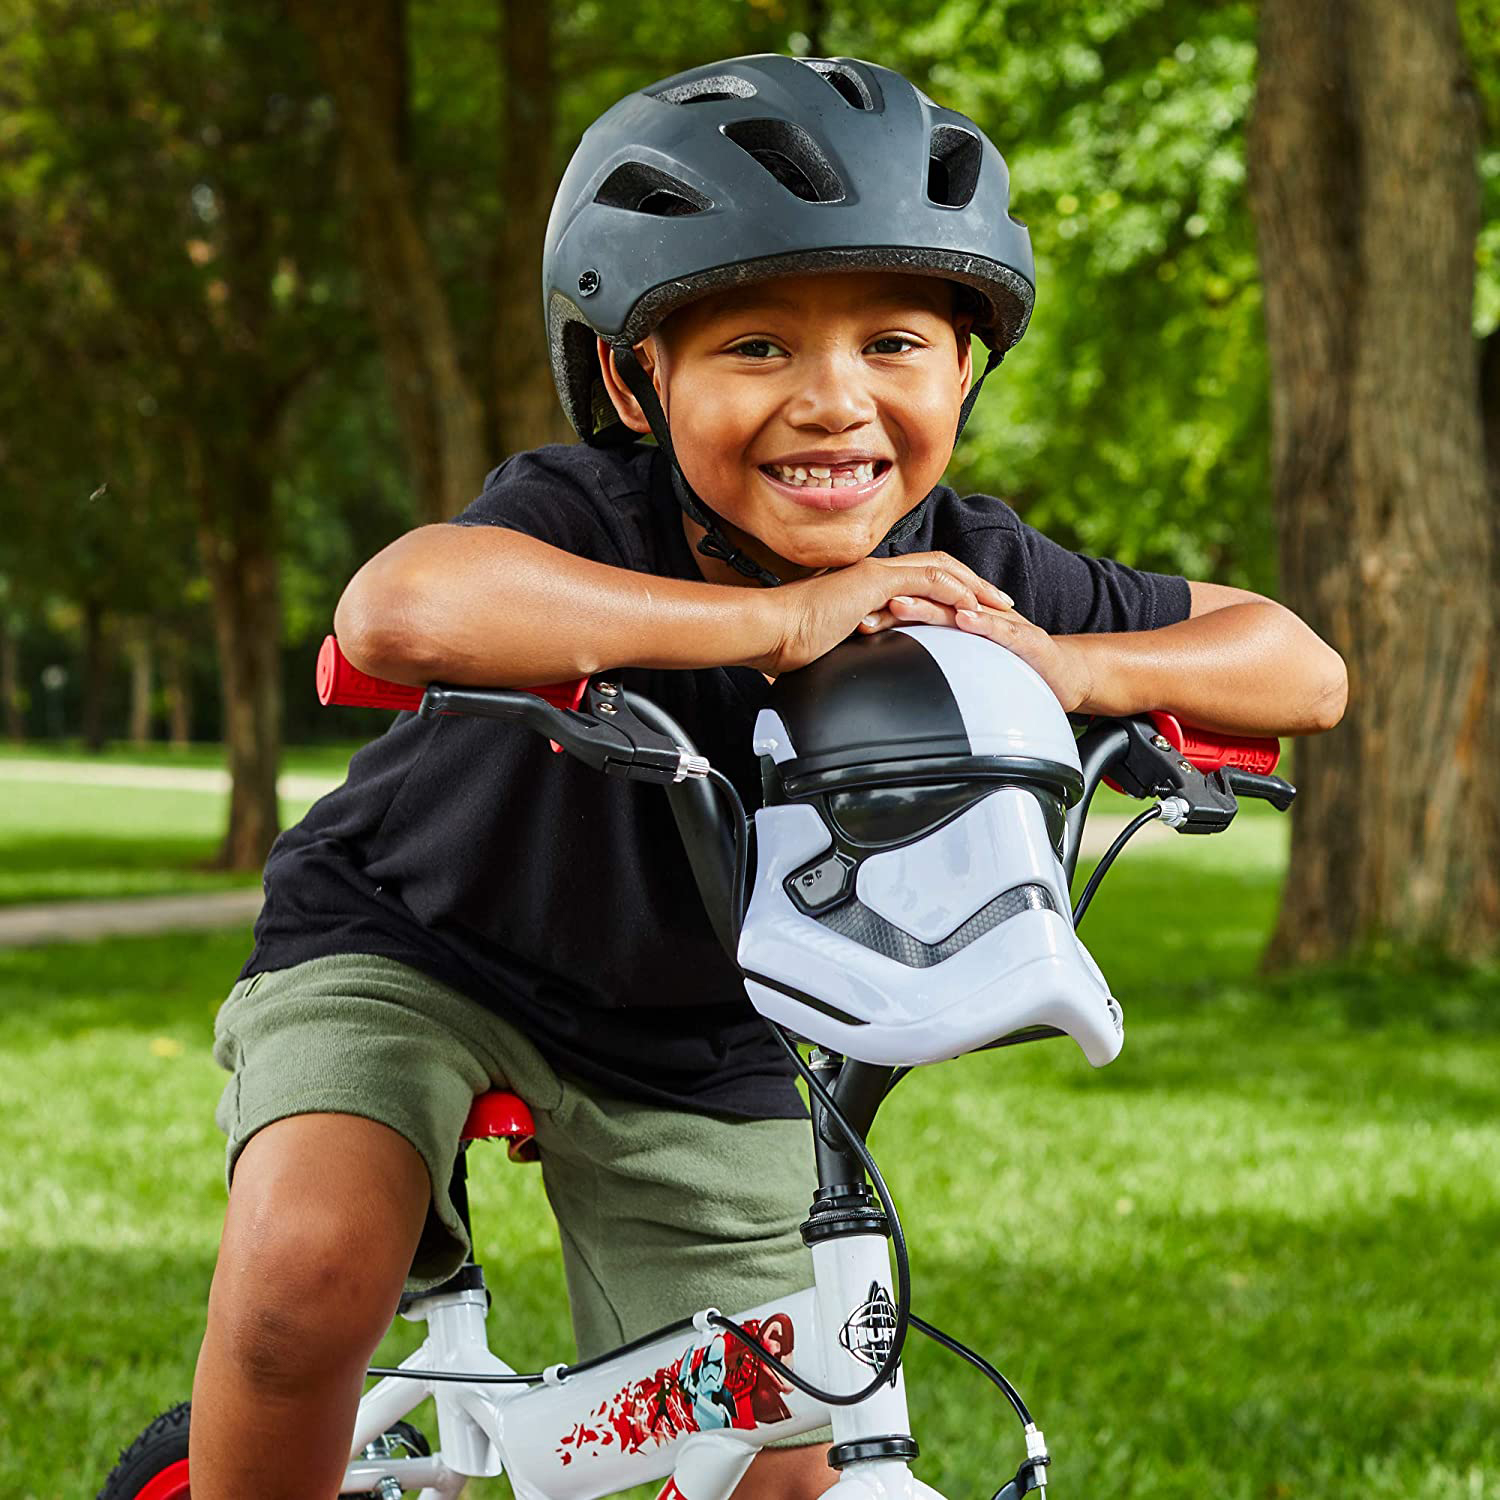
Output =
[{"x1": 768, "y1": 461, "x2": 878, "y2": 488}]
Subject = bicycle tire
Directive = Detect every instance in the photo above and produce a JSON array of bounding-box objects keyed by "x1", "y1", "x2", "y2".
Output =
[
  {"x1": 98, "y1": 1401, "x2": 431, "y2": 1498},
  {"x1": 97, "y1": 1403, "x2": 190, "y2": 1500}
]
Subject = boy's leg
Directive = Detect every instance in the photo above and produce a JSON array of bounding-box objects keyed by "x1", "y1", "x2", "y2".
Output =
[
  {"x1": 189, "y1": 1113, "x2": 430, "y2": 1499},
  {"x1": 195, "y1": 956, "x2": 522, "y2": 1499}
]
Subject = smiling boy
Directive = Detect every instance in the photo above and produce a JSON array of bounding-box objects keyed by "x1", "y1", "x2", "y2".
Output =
[{"x1": 189, "y1": 55, "x2": 1345, "y2": 1499}]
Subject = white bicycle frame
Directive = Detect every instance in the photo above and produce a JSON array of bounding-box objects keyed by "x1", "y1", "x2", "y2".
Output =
[{"x1": 340, "y1": 1212, "x2": 941, "y2": 1500}]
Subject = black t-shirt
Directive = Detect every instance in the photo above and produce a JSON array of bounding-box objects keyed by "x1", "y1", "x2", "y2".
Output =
[{"x1": 241, "y1": 443, "x2": 1191, "y2": 1118}]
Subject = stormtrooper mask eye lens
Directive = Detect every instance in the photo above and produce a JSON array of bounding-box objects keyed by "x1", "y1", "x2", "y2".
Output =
[{"x1": 827, "y1": 782, "x2": 989, "y2": 846}]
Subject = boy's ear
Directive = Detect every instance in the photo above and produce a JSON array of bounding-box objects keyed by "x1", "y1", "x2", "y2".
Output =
[
  {"x1": 955, "y1": 318, "x2": 975, "y2": 399},
  {"x1": 596, "y1": 336, "x2": 658, "y2": 435}
]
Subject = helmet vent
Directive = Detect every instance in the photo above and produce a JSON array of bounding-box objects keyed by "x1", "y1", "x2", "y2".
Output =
[
  {"x1": 651, "y1": 73, "x2": 757, "y2": 105},
  {"x1": 801, "y1": 60, "x2": 879, "y2": 111},
  {"x1": 927, "y1": 125, "x2": 982, "y2": 209},
  {"x1": 721, "y1": 119, "x2": 845, "y2": 203},
  {"x1": 594, "y1": 161, "x2": 712, "y2": 218}
]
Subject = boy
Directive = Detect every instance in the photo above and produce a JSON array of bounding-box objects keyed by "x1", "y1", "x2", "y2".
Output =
[{"x1": 190, "y1": 55, "x2": 1346, "y2": 1499}]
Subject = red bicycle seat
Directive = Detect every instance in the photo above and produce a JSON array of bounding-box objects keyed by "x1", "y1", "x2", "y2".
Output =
[{"x1": 461, "y1": 1090, "x2": 539, "y2": 1162}]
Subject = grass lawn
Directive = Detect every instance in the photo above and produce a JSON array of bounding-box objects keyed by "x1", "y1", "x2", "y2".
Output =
[
  {"x1": 2, "y1": 815, "x2": 1497, "y2": 1499},
  {"x1": 0, "y1": 744, "x2": 362, "y2": 906}
]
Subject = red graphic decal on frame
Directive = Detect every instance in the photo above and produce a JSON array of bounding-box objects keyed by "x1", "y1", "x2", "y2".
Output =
[{"x1": 555, "y1": 1313, "x2": 796, "y2": 1463}]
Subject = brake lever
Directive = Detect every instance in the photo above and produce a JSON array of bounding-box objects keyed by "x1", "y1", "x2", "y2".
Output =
[
  {"x1": 1225, "y1": 767, "x2": 1297, "y2": 811},
  {"x1": 1108, "y1": 717, "x2": 1238, "y2": 834},
  {"x1": 418, "y1": 679, "x2": 708, "y2": 785}
]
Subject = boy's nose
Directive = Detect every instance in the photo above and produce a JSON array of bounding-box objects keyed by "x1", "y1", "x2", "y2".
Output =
[{"x1": 782, "y1": 355, "x2": 876, "y2": 432}]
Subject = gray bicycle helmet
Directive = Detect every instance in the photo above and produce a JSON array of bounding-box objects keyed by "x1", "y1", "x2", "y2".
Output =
[{"x1": 542, "y1": 53, "x2": 1036, "y2": 583}]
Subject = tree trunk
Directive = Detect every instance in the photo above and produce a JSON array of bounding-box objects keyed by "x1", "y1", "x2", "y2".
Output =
[
  {"x1": 0, "y1": 615, "x2": 23, "y2": 741},
  {"x1": 80, "y1": 596, "x2": 109, "y2": 754},
  {"x1": 1480, "y1": 328, "x2": 1500, "y2": 930},
  {"x1": 492, "y1": 0, "x2": 571, "y2": 454},
  {"x1": 288, "y1": 0, "x2": 489, "y2": 522},
  {"x1": 1249, "y1": 0, "x2": 1496, "y2": 962},
  {"x1": 127, "y1": 620, "x2": 153, "y2": 745},
  {"x1": 189, "y1": 440, "x2": 283, "y2": 871},
  {"x1": 162, "y1": 629, "x2": 193, "y2": 748}
]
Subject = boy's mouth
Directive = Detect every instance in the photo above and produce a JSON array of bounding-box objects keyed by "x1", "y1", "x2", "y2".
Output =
[{"x1": 757, "y1": 458, "x2": 893, "y2": 511}]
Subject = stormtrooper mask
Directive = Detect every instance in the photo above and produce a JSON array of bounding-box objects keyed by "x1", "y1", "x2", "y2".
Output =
[{"x1": 738, "y1": 626, "x2": 1124, "y2": 1068}]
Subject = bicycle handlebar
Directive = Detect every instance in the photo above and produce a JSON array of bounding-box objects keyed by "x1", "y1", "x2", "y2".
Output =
[{"x1": 315, "y1": 633, "x2": 1295, "y2": 937}]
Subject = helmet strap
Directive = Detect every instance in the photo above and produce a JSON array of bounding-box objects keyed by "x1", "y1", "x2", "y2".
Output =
[
  {"x1": 611, "y1": 345, "x2": 784, "y2": 588},
  {"x1": 954, "y1": 343, "x2": 1004, "y2": 445}
]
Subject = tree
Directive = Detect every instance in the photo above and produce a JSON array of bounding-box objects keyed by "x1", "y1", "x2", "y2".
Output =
[
  {"x1": 1248, "y1": 0, "x2": 1497, "y2": 961},
  {"x1": 4, "y1": 0, "x2": 352, "y2": 864}
]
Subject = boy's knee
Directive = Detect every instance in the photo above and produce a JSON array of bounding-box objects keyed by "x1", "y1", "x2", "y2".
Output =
[
  {"x1": 209, "y1": 1115, "x2": 432, "y2": 1391},
  {"x1": 211, "y1": 1201, "x2": 409, "y2": 1392}
]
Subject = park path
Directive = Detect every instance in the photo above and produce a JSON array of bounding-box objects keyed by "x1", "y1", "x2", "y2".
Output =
[{"x1": 0, "y1": 757, "x2": 340, "y2": 801}]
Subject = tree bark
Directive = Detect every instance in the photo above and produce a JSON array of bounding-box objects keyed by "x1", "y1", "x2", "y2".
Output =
[
  {"x1": 0, "y1": 615, "x2": 23, "y2": 741},
  {"x1": 127, "y1": 620, "x2": 153, "y2": 745},
  {"x1": 288, "y1": 0, "x2": 489, "y2": 522},
  {"x1": 1249, "y1": 0, "x2": 1496, "y2": 962},
  {"x1": 492, "y1": 0, "x2": 571, "y2": 454},
  {"x1": 187, "y1": 436, "x2": 283, "y2": 870},
  {"x1": 80, "y1": 596, "x2": 109, "y2": 754},
  {"x1": 162, "y1": 629, "x2": 193, "y2": 749}
]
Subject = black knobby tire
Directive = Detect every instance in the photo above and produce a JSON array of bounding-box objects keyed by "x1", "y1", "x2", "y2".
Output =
[
  {"x1": 98, "y1": 1402, "x2": 191, "y2": 1499},
  {"x1": 98, "y1": 1401, "x2": 432, "y2": 1497}
]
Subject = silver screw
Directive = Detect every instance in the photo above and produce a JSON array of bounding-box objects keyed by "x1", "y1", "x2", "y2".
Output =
[
  {"x1": 598, "y1": 701, "x2": 617, "y2": 715},
  {"x1": 1176, "y1": 758, "x2": 1193, "y2": 773},
  {"x1": 1151, "y1": 733, "x2": 1172, "y2": 751},
  {"x1": 596, "y1": 682, "x2": 619, "y2": 697},
  {"x1": 376, "y1": 1478, "x2": 402, "y2": 1500}
]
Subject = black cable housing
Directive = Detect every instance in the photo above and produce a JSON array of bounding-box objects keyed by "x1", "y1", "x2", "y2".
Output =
[
  {"x1": 1072, "y1": 804, "x2": 1162, "y2": 927},
  {"x1": 908, "y1": 1313, "x2": 1031, "y2": 1427}
]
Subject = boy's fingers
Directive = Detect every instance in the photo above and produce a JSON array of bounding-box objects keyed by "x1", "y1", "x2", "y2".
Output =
[
  {"x1": 901, "y1": 556, "x2": 1011, "y2": 613},
  {"x1": 889, "y1": 596, "x2": 957, "y2": 627}
]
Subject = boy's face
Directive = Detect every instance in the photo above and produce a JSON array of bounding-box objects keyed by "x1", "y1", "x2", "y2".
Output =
[{"x1": 598, "y1": 271, "x2": 974, "y2": 580}]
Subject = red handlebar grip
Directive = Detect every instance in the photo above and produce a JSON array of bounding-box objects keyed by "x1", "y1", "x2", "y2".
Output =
[
  {"x1": 1150, "y1": 711, "x2": 1282, "y2": 776},
  {"x1": 316, "y1": 636, "x2": 590, "y2": 737},
  {"x1": 317, "y1": 635, "x2": 424, "y2": 711}
]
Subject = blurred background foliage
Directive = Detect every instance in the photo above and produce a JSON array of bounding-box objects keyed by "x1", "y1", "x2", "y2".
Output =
[{"x1": 0, "y1": 0, "x2": 1496, "y2": 739}]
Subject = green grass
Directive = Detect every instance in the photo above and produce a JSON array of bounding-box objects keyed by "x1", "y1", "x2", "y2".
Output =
[
  {"x1": 2, "y1": 823, "x2": 1497, "y2": 1498},
  {"x1": 0, "y1": 738, "x2": 370, "y2": 774},
  {"x1": 0, "y1": 752, "x2": 352, "y2": 905}
]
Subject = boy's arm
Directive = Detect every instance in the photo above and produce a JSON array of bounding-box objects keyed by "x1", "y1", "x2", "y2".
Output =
[
  {"x1": 333, "y1": 523, "x2": 1013, "y2": 687},
  {"x1": 904, "y1": 580, "x2": 1346, "y2": 738},
  {"x1": 1060, "y1": 581, "x2": 1348, "y2": 736}
]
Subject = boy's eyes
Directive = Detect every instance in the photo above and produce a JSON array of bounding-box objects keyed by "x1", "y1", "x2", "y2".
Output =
[
  {"x1": 726, "y1": 334, "x2": 922, "y2": 359},
  {"x1": 730, "y1": 338, "x2": 788, "y2": 359}
]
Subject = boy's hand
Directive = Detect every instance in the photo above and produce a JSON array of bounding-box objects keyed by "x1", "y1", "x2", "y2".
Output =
[
  {"x1": 753, "y1": 552, "x2": 1015, "y2": 676},
  {"x1": 873, "y1": 594, "x2": 1096, "y2": 713}
]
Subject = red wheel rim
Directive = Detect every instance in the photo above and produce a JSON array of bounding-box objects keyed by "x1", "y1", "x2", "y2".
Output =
[{"x1": 136, "y1": 1459, "x2": 190, "y2": 1499}]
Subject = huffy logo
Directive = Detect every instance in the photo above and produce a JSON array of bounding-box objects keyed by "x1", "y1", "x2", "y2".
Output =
[{"x1": 838, "y1": 1282, "x2": 898, "y2": 1378}]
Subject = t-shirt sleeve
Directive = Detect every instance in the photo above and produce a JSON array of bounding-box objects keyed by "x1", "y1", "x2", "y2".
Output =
[
  {"x1": 1009, "y1": 516, "x2": 1192, "y2": 636},
  {"x1": 449, "y1": 449, "x2": 628, "y2": 568}
]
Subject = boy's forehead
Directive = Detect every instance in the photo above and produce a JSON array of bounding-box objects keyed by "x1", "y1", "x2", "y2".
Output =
[{"x1": 682, "y1": 271, "x2": 954, "y2": 324}]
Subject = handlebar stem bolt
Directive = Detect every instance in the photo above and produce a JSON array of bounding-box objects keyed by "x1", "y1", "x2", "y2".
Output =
[
  {"x1": 597, "y1": 682, "x2": 620, "y2": 697},
  {"x1": 598, "y1": 702, "x2": 618, "y2": 715}
]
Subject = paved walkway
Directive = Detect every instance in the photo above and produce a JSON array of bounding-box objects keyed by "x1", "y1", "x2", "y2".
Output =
[
  {"x1": 0, "y1": 757, "x2": 339, "y2": 800},
  {"x1": 0, "y1": 812, "x2": 1166, "y2": 948}
]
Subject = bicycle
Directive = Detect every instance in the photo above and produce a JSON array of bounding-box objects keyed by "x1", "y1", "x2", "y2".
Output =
[{"x1": 101, "y1": 624, "x2": 1294, "y2": 1500}]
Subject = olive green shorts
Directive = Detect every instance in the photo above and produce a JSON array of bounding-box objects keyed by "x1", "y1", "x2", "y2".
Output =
[{"x1": 213, "y1": 953, "x2": 819, "y2": 1363}]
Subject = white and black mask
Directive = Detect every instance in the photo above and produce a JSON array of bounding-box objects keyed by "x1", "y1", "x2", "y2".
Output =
[{"x1": 739, "y1": 626, "x2": 1124, "y2": 1069}]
